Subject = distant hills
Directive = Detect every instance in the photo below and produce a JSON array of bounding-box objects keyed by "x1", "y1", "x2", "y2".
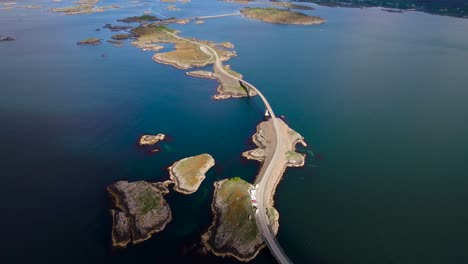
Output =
[{"x1": 297, "y1": 0, "x2": 468, "y2": 18}]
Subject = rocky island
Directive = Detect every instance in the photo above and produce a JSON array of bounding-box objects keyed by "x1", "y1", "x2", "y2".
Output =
[
  {"x1": 138, "y1": 133, "x2": 165, "y2": 146},
  {"x1": 111, "y1": 33, "x2": 132, "y2": 40},
  {"x1": 168, "y1": 154, "x2": 215, "y2": 194},
  {"x1": 118, "y1": 14, "x2": 160, "y2": 23},
  {"x1": 50, "y1": 0, "x2": 118, "y2": 15},
  {"x1": 108, "y1": 181, "x2": 172, "y2": 248},
  {"x1": 77, "y1": 37, "x2": 101, "y2": 45},
  {"x1": 241, "y1": 7, "x2": 325, "y2": 25},
  {"x1": 202, "y1": 178, "x2": 279, "y2": 262}
]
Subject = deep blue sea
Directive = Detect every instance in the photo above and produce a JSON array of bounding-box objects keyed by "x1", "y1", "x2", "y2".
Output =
[{"x1": 1, "y1": 1, "x2": 468, "y2": 263}]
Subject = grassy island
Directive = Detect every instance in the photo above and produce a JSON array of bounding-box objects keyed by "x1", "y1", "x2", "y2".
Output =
[
  {"x1": 108, "y1": 181, "x2": 172, "y2": 248},
  {"x1": 241, "y1": 7, "x2": 325, "y2": 25},
  {"x1": 169, "y1": 154, "x2": 215, "y2": 194},
  {"x1": 202, "y1": 178, "x2": 275, "y2": 262}
]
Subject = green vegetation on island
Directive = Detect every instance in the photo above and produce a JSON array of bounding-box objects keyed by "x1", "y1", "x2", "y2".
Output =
[
  {"x1": 241, "y1": 7, "x2": 325, "y2": 25},
  {"x1": 108, "y1": 181, "x2": 172, "y2": 248},
  {"x1": 298, "y1": 0, "x2": 468, "y2": 18},
  {"x1": 202, "y1": 178, "x2": 273, "y2": 262},
  {"x1": 169, "y1": 154, "x2": 215, "y2": 194},
  {"x1": 118, "y1": 14, "x2": 160, "y2": 23}
]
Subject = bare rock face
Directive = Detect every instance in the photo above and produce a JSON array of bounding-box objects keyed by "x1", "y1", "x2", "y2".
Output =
[
  {"x1": 110, "y1": 210, "x2": 132, "y2": 247},
  {"x1": 138, "y1": 133, "x2": 165, "y2": 146},
  {"x1": 107, "y1": 181, "x2": 172, "y2": 248}
]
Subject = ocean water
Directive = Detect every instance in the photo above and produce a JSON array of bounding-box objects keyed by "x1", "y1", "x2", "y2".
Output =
[{"x1": 1, "y1": 1, "x2": 468, "y2": 263}]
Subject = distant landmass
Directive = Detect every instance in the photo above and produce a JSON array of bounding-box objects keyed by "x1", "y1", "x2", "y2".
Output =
[{"x1": 297, "y1": 0, "x2": 468, "y2": 18}]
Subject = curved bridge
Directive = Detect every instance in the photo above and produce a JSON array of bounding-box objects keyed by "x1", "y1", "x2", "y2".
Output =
[{"x1": 164, "y1": 30, "x2": 292, "y2": 264}]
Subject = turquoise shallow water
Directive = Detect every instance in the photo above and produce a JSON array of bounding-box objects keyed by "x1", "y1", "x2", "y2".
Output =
[{"x1": 1, "y1": 1, "x2": 468, "y2": 263}]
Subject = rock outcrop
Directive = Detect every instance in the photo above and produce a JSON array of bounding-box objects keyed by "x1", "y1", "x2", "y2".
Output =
[{"x1": 108, "y1": 181, "x2": 172, "y2": 248}]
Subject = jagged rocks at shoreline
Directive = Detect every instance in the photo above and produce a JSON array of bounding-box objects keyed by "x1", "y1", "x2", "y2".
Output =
[
  {"x1": 138, "y1": 133, "x2": 165, "y2": 146},
  {"x1": 108, "y1": 181, "x2": 172, "y2": 248},
  {"x1": 243, "y1": 118, "x2": 307, "y2": 167},
  {"x1": 202, "y1": 178, "x2": 276, "y2": 262},
  {"x1": 169, "y1": 154, "x2": 214, "y2": 194}
]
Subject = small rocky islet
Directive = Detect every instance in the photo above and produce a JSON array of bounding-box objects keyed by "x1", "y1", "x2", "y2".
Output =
[
  {"x1": 202, "y1": 178, "x2": 277, "y2": 262},
  {"x1": 76, "y1": 37, "x2": 101, "y2": 45}
]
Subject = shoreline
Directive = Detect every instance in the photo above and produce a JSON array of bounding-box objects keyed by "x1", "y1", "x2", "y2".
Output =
[
  {"x1": 168, "y1": 154, "x2": 215, "y2": 195},
  {"x1": 201, "y1": 180, "x2": 266, "y2": 262}
]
